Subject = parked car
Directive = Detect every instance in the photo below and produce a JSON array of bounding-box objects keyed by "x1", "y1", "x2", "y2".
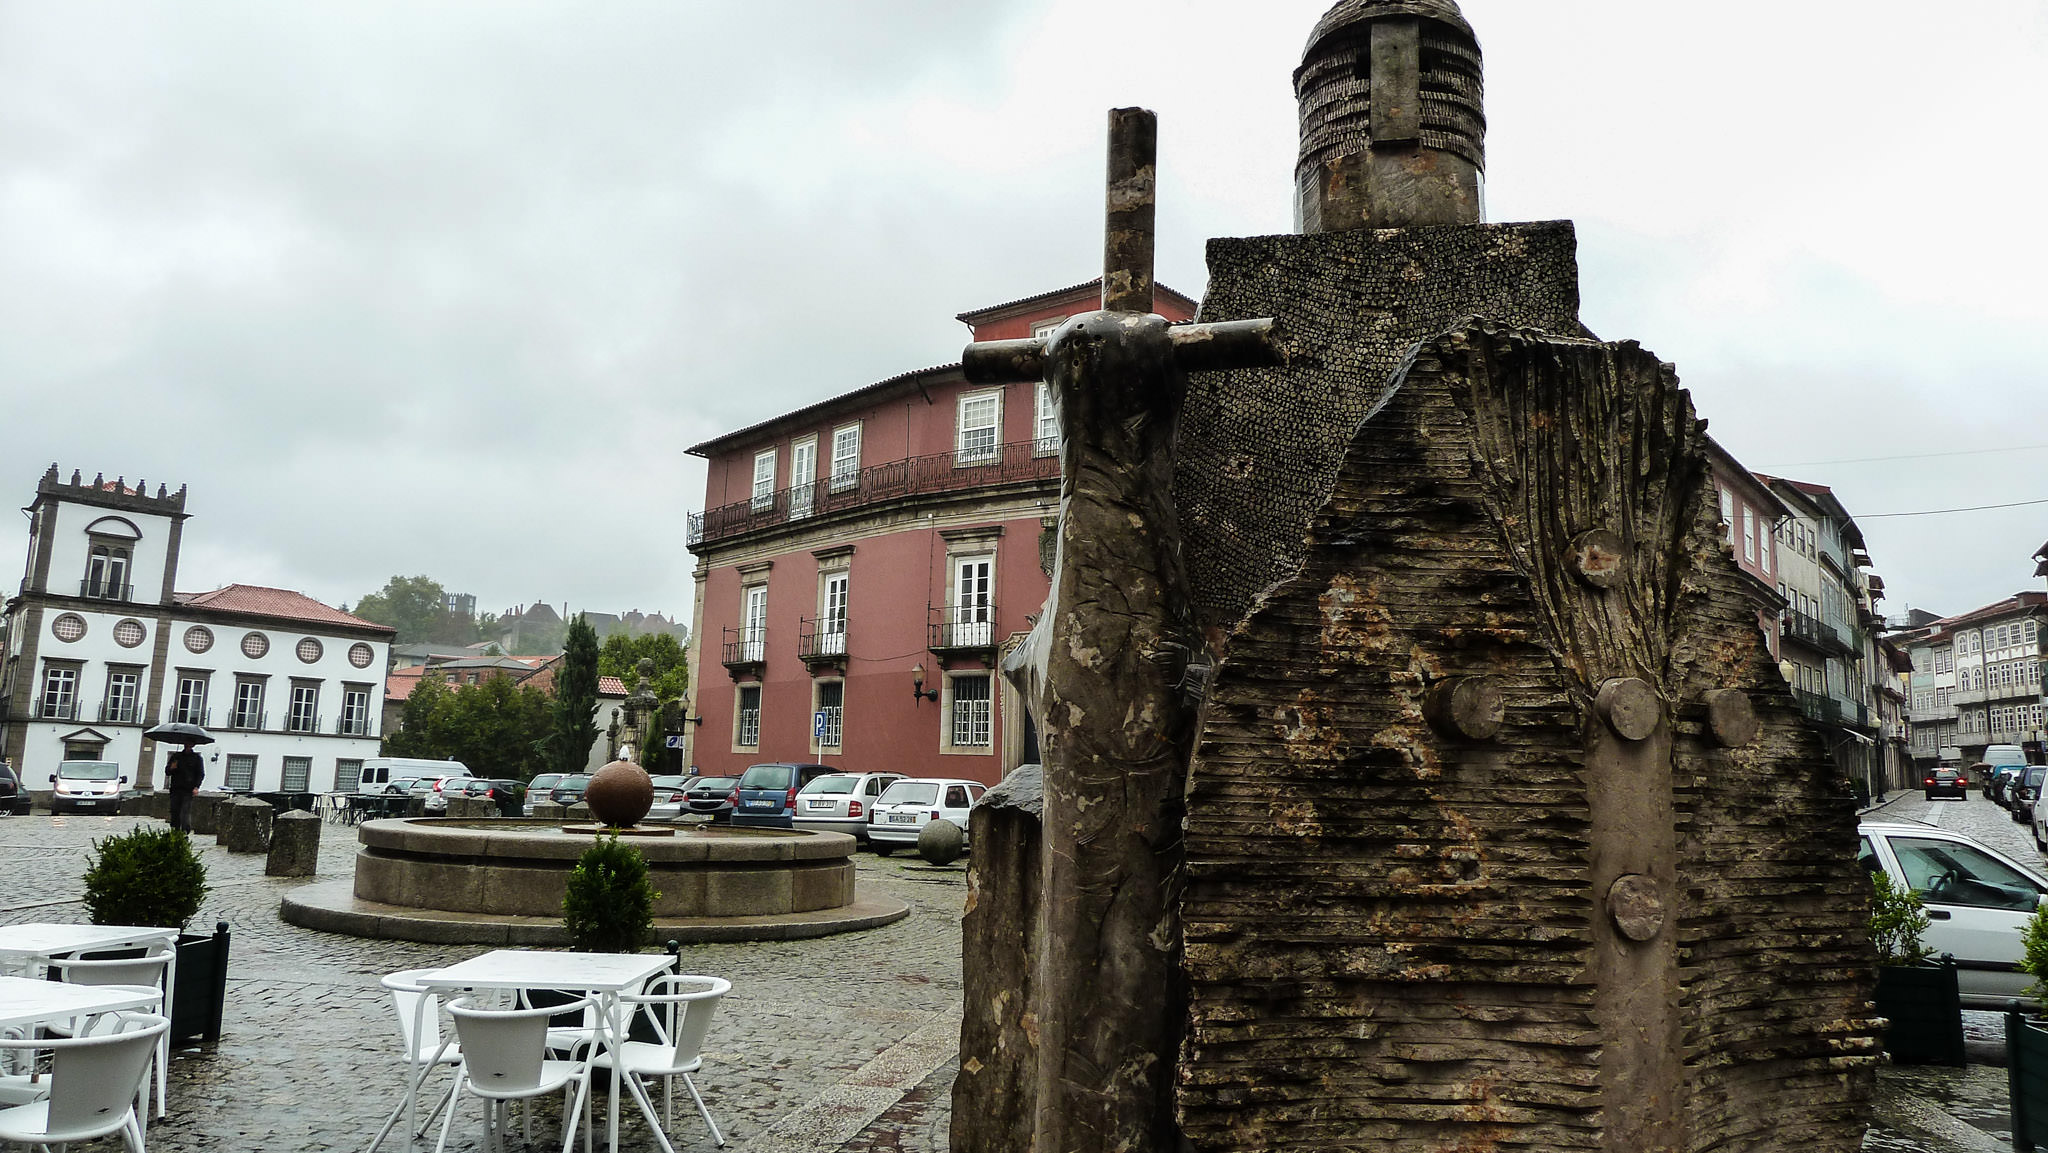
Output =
[
  {"x1": 47, "y1": 760, "x2": 126, "y2": 815},
  {"x1": 646, "y1": 775, "x2": 691, "y2": 820},
  {"x1": 1923, "y1": 768, "x2": 1967, "y2": 801},
  {"x1": 550, "y1": 775, "x2": 594, "y2": 807},
  {"x1": 524, "y1": 773, "x2": 568, "y2": 815},
  {"x1": 358, "y1": 756, "x2": 471, "y2": 794},
  {"x1": 1860, "y1": 820, "x2": 2048, "y2": 1007},
  {"x1": 0, "y1": 762, "x2": 31, "y2": 815},
  {"x1": 731, "y1": 763, "x2": 840, "y2": 828},
  {"x1": 459, "y1": 778, "x2": 526, "y2": 817},
  {"x1": 866, "y1": 778, "x2": 988, "y2": 854},
  {"x1": 2011, "y1": 765, "x2": 2048, "y2": 821},
  {"x1": 682, "y1": 776, "x2": 740, "y2": 823},
  {"x1": 407, "y1": 771, "x2": 475, "y2": 815},
  {"x1": 1980, "y1": 764, "x2": 2004, "y2": 801},
  {"x1": 1991, "y1": 766, "x2": 2024, "y2": 807},
  {"x1": 792, "y1": 773, "x2": 906, "y2": 841}
]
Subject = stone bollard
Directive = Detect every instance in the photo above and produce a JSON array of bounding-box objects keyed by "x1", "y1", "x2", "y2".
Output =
[
  {"x1": 148, "y1": 792, "x2": 171, "y2": 820},
  {"x1": 531, "y1": 800, "x2": 566, "y2": 821},
  {"x1": 445, "y1": 796, "x2": 494, "y2": 820},
  {"x1": 222, "y1": 798, "x2": 273, "y2": 853},
  {"x1": 265, "y1": 810, "x2": 320, "y2": 876},
  {"x1": 119, "y1": 792, "x2": 148, "y2": 817},
  {"x1": 565, "y1": 802, "x2": 592, "y2": 823},
  {"x1": 189, "y1": 792, "x2": 227, "y2": 835},
  {"x1": 952, "y1": 765, "x2": 1042, "y2": 1153}
]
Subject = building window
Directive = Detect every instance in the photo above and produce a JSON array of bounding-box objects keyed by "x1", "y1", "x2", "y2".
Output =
[
  {"x1": 112, "y1": 619, "x2": 146, "y2": 648},
  {"x1": 287, "y1": 683, "x2": 320, "y2": 733},
  {"x1": 335, "y1": 759, "x2": 364, "y2": 792},
  {"x1": 185, "y1": 626, "x2": 214, "y2": 654},
  {"x1": 341, "y1": 688, "x2": 371, "y2": 736},
  {"x1": 349, "y1": 642, "x2": 375, "y2": 669},
  {"x1": 296, "y1": 637, "x2": 323, "y2": 663},
  {"x1": 831, "y1": 424, "x2": 862, "y2": 493},
  {"x1": 1719, "y1": 489, "x2": 1734, "y2": 537},
  {"x1": 741, "y1": 585, "x2": 768, "y2": 663},
  {"x1": 39, "y1": 665, "x2": 78, "y2": 720},
  {"x1": 242, "y1": 632, "x2": 271, "y2": 659},
  {"x1": 814, "y1": 680, "x2": 843, "y2": 751},
  {"x1": 103, "y1": 669, "x2": 140, "y2": 724},
  {"x1": 281, "y1": 756, "x2": 312, "y2": 793},
  {"x1": 821, "y1": 573, "x2": 848, "y2": 655},
  {"x1": 1741, "y1": 507, "x2": 1755, "y2": 564},
  {"x1": 751, "y1": 450, "x2": 777, "y2": 513},
  {"x1": 233, "y1": 680, "x2": 266, "y2": 731},
  {"x1": 949, "y1": 555, "x2": 994, "y2": 647},
  {"x1": 957, "y1": 391, "x2": 1001, "y2": 464},
  {"x1": 1034, "y1": 383, "x2": 1060, "y2": 456},
  {"x1": 84, "y1": 544, "x2": 131, "y2": 600},
  {"x1": 736, "y1": 685, "x2": 761, "y2": 749},
  {"x1": 224, "y1": 754, "x2": 257, "y2": 792},
  {"x1": 790, "y1": 437, "x2": 817, "y2": 520},
  {"x1": 950, "y1": 674, "x2": 993, "y2": 748},
  {"x1": 1031, "y1": 317, "x2": 1065, "y2": 340},
  {"x1": 175, "y1": 675, "x2": 209, "y2": 726},
  {"x1": 50, "y1": 613, "x2": 86, "y2": 643}
]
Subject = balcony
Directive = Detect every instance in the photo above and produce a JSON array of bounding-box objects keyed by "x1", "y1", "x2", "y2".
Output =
[
  {"x1": 721, "y1": 628, "x2": 767, "y2": 677},
  {"x1": 929, "y1": 604, "x2": 998, "y2": 659},
  {"x1": 78, "y1": 579, "x2": 134, "y2": 602},
  {"x1": 1782, "y1": 610, "x2": 1853, "y2": 657},
  {"x1": 688, "y1": 441, "x2": 1061, "y2": 548},
  {"x1": 335, "y1": 715, "x2": 372, "y2": 736},
  {"x1": 228, "y1": 711, "x2": 267, "y2": 733},
  {"x1": 33, "y1": 699, "x2": 79, "y2": 721},
  {"x1": 798, "y1": 618, "x2": 848, "y2": 670},
  {"x1": 98, "y1": 700, "x2": 139, "y2": 724},
  {"x1": 1793, "y1": 690, "x2": 1841, "y2": 725}
]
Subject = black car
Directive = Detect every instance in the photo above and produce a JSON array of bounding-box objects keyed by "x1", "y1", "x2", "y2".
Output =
[
  {"x1": 2010, "y1": 765, "x2": 2048, "y2": 822},
  {"x1": 1923, "y1": 768, "x2": 1967, "y2": 801},
  {"x1": 550, "y1": 775, "x2": 593, "y2": 807},
  {"x1": 461, "y1": 778, "x2": 527, "y2": 817},
  {"x1": 0, "y1": 762, "x2": 31, "y2": 815},
  {"x1": 682, "y1": 776, "x2": 740, "y2": 823}
]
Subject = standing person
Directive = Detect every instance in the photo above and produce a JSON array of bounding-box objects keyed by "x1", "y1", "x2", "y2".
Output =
[{"x1": 165, "y1": 744, "x2": 205, "y2": 832}]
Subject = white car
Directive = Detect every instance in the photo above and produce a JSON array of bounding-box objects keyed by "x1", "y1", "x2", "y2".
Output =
[
  {"x1": 1859, "y1": 820, "x2": 2048, "y2": 1007},
  {"x1": 866, "y1": 778, "x2": 987, "y2": 854},
  {"x1": 793, "y1": 772, "x2": 905, "y2": 841}
]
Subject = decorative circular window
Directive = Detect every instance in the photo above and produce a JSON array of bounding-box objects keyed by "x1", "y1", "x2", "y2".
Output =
[
  {"x1": 112, "y1": 619, "x2": 147, "y2": 648},
  {"x1": 51, "y1": 613, "x2": 86, "y2": 643},
  {"x1": 348, "y1": 642, "x2": 375, "y2": 669},
  {"x1": 296, "y1": 637, "x2": 323, "y2": 664},
  {"x1": 241, "y1": 632, "x2": 271, "y2": 659},
  {"x1": 184, "y1": 625, "x2": 214, "y2": 654}
]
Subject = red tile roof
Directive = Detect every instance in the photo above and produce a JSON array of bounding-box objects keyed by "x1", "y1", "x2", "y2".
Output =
[
  {"x1": 177, "y1": 584, "x2": 394, "y2": 632},
  {"x1": 599, "y1": 676, "x2": 628, "y2": 697},
  {"x1": 385, "y1": 667, "x2": 428, "y2": 701}
]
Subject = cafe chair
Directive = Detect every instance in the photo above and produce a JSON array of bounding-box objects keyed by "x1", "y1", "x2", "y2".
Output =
[
  {"x1": 437, "y1": 997, "x2": 596, "y2": 1153},
  {"x1": 364, "y1": 968, "x2": 469, "y2": 1153},
  {"x1": 588, "y1": 974, "x2": 730, "y2": 1147},
  {"x1": 0, "y1": 1013, "x2": 167, "y2": 1153},
  {"x1": 44, "y1": 949, "x2": 172, "y2": 1120}
]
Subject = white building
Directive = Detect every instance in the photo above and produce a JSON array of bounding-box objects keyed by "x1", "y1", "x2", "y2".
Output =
[
  {"x1": 1, "y1": 466, "x2": 395, "y2": 793},
  {"x1": 1899, "y1": 593, "x2": 2048, "y2": 766}
]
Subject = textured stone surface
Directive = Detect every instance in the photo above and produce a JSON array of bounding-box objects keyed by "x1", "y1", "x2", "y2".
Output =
[
  {"x1": 189, "y1": 792, "x2": 226, "y2": 835},
  {"x1": 916, "y1": 819, "x2": 964, "y2": 865},
  {"x1": 220, "y1": 798, "x2": 273, "y2": 854},
  {"x1": 264, "y1": 810, "x2": 320, "y2": 876},
  {"x1": 953, "y1": 765, "x2": 1044, "y2": 1153},
  {"x1": 587, "y1": 759, "x2": 654, "y2": 827}
]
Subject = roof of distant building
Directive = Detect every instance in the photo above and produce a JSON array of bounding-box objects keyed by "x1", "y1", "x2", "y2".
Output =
[
  {"x1": 599, "y1": 676, "x2": 628, "y2": 697},
  {"x1": 953, "y1": 278, "x2": 1199, "y2": 327},
  {"x1": 177, "y1": 584, "x2": 393, "y2": 633},
  {"x1": 1911, "y1": 592, "x2": 2048, "y2": 637}
]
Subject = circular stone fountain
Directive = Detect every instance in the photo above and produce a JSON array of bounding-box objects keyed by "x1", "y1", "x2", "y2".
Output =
[{"x1": 283, "y1": 811, "x2": 909, "y2": 946}]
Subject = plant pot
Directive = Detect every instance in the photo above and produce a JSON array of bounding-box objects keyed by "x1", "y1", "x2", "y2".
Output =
[
  {"x1": 172, "y1": 922, "x2": 231, "y2": 1043},
  {"x1": 1875, "y1": 959, "x2": 1965, "y2": 1066},
  {"x1": 2009, "y1": 1004, "x2": 2048, "y2": 1151}
]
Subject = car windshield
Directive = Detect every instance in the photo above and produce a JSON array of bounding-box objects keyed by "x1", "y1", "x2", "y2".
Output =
[
  {"x1": 691, "y1": 777, "x2": 738, "y2": 791},
  {"x1": 1886, "y1": 835, "x2": 2044, "y2": 912},
  {"x1": 803, "y1": 776, "x2": 859, "y2": 795},
  {"x1": 880, "y1": 782, "x2": 940, "y2": 806},
  {"x1": 59, "y1": 762, "x2": 120, "y2": 781},
  {"x1": 557, "y1": 778, "x2": 589, "y2": 792},
  {"x1": 740, "y1": 765, "x2": 795, "y2": 789},
  {"x1": 531, "y1": 774, "x2": 563, "y2": 790},
  {"x1": 650, "y1": 776, "x2": 687, "y2": 789},
  {"x1": 2028, "y1": 767, "x2": 2048, "y2": 788}
]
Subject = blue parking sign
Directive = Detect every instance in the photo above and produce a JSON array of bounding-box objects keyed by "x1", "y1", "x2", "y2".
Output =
[{"x1": 814, "y1": 711, "x2": 828, "y2": 739}]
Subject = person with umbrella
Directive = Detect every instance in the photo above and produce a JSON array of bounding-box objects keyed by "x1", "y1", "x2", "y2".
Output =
[{"x1": 146, "y1": 723, "x2": 213, "y2": 832}]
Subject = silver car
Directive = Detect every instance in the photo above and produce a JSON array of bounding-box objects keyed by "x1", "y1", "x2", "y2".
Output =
[{"x1": 792, "y1": 773, "x2": 904, "y2": 841}]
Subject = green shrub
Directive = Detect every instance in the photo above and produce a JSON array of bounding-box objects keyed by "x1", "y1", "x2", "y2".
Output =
[
  {"x1": 562, "y1": 834, "x2": 658, "y2": 953},
  {"x1": 81, "y1": 826, "x2": 210, "y2": 932},
  {"x1": 1868, "y1": 870, "x2": 1932, "y2": 967},
  {"x1": 2022, "y1": 903, "x2": 2048, "y2": 1002}
]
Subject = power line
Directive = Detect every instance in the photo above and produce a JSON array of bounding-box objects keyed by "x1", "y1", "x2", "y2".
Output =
[
  {"x1": 1778, "y1": 443, "x2": 2048, "y2": 468},
  {"x1": 1859, "y1": 497, "x2": 2048, "y2": 521}
]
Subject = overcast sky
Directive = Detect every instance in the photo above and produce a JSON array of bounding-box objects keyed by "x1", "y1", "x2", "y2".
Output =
[{"x1": 4, "y1": 1, "x2": 2044, "y2": 627}]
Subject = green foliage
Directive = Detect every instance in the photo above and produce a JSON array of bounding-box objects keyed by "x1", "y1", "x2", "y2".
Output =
[
  {"x1": 550, "y1": 616, "x2": 602, "y2": 777},
  {"x1": 354, "y1": 575, "x2": 489, "y2": 646},
  {"x1": 384, "y1": 670, "x2": 554, "y2": 779},
  {"x1": 640, "y1": 728, "x2": 666, "y2": 772},
  {"x1": 1869, "y1": 870, "x2": 1933, "y2": 966},
  {"x1": 2023, "y1": 903, "x2": 2048, "y2": 1002},
  {"x1": 597, "y1": 631, "x2": 690, "y2": 701},
  {"x1": 81, "y1": 826, "x2": 210, "y2": 932},
  {"x1": 562, "y1": 834, "x2": 659, "y2": 953}
]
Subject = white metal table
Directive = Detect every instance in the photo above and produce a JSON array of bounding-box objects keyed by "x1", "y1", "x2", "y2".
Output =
[
  {"x1": 416, "y1": 950, "x2": 678, "y2": 1153},
  {"x1": 0, "y1": 923, "x2": 179, "y2": 1118},
  {"x1": 0, "y1": 973, "x2": 163, "y2": 1033}
]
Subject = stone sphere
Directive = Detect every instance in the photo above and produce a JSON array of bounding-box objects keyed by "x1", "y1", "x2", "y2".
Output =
[
  {"x1": 585, "y1": 760, "x2": 654, "y2": 828},
  {"x1": 918, "y1": 818, "x2": 965, "y2": 866}
]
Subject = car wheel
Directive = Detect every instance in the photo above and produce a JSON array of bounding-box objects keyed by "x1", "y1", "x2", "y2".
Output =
[{"x1": 872, "y1": 842, "x2": 893, "y2": 856}]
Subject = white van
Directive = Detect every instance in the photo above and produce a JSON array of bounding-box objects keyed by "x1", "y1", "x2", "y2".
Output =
[
  {"x1": 358, "y1": 757, "x2": 471, "y2": 794},
  {"x1": 1985, "y1": 744, "x2": 2028, "y2": 769}
]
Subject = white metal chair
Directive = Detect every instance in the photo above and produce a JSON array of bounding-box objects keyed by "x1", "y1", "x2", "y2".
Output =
[
  {"x1": 437, "y1": 997, "x2": 595, "y2": 1153},
  {"x1": 45, "y1": 949, "x2": 172, "y2": 1120},
  {"x1": 0, "y1": 1013, "x2": 167, "y2": 1153},
  {"x1": 363, "y1": 968, "x2": 467, "y2": 1153},
  {"x1": 587, "y1": 974, "x2": 730, "y2": 1147}
]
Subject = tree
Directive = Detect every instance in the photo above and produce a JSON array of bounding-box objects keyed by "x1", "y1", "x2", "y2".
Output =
[
  {"x1": 550, "y1": 615, "x2": 601, "y2": 777},
  {"x1": 354, "y1": 575, "x2": 491, "y2": 646},
  {"x1": 383, "y1": 670, "x2": 553, "y2": 779},
  {"x1": 597, "y1": 631, "x2": 690, "y2": 701}
]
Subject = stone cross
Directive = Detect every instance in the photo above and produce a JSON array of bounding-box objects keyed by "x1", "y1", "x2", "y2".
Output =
[{"x1": 958, "y1": 108, "x2": 1283, "y2": 1153}]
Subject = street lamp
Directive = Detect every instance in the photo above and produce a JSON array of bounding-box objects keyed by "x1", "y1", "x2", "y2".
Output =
[{"x1": 911, "y1": 663, "x2": 939, "y2": 705}]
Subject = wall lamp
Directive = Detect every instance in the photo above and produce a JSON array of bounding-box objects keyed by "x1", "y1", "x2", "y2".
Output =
[{"x1": 911, "y1": 663, "x2": 940, "y2": 705}]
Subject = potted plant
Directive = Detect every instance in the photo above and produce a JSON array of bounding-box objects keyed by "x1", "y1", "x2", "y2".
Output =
[
  {"x1": 562, "y1": 834, "x2": 659, "y2": 953},
  {"x1": 2009, "y1": 904, "x2": 2048, "y2": 1148},
  {"x1": 1868, "y1": 869, "x2": 1964, "y2": 1066},
  {"x1": 80, "y1": 826, "x2": 231, "y2": 1043}
]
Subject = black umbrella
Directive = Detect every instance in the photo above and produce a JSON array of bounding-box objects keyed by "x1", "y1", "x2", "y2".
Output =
[{"x1": 144, "y1": 722, "x2": 215, "y2": 746}]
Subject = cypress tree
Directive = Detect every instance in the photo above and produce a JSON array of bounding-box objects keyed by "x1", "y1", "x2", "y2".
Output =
[{"x1": 551, "y1": 615, "x2": 601, "y2": 776}]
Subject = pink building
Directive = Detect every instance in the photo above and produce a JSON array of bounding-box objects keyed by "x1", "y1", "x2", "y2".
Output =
[
  {"x1": 1704, "y1": 438, "x2": 1787, "y2": 659},
  {"x1": 684, "y1": 281, "x2": 1198, "y2": 784}
]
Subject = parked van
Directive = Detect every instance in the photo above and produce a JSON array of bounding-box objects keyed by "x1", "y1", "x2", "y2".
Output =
[
  {"x1": 358, "y1": 757, "x2": 471, "y2": 793},
  {"x1": 49, "y1": 760, "x2": 126, "y2": 815},
  {"x1": 1986, "y1": 745, "x2": 2028, "y2": 769}
]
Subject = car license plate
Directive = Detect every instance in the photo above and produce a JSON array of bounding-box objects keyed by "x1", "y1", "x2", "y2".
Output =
[
  {"x1": 746, "y1": 800, "x2": 775, "y2": 809},
  {"x1": 807, "y1": 800, "x2": 833, "y2": 810},
  {"x1": 889, "y1": 813, "x2": 917, "y2": 823}
]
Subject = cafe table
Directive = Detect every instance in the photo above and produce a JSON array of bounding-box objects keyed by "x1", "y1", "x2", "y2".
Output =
[
  {"x1": 0, "y1": 972, "x2": 164, "y2": 1128},
  {"x1": 416, "y1": 949, "x2": 677, "y2": 1153},
  {"x1": 0, "y1": 923, "x2": 179, "y2": 1118}
]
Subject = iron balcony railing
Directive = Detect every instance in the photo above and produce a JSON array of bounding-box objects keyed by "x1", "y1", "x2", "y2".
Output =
[
  {"x1": 228, "y1": 711, "x2": 267, "y2": 733},
  {"x1": 1782, "y1": 609, "x2": 1852, "y2": 656},
  {"x1": 798, "y1": 618, "x2": 848, "y2": 663},
  {"x1": 167, "y1": 707, "x2": 211, "y2": 727},
  {"x1": 34, "y1": 699, "x2": 79, "y2": 721},
  {"x1": 1793, "y1": 690, "x2": 1841, "y2": 725},
  {"x1": 929, "y1": 604, "x2": 998, "y2": 653},
  {"x1": 78, "y1": 579, "x2": 134, "y2": 601},
  {"x1": 335, "y1": 715, "x2": 372, "y2": 736},
  {"x1": 98, "y1": 700, "x2": 140, "y2": 724},
  {"x1": 689, "y1": 441, "x2": 1060, "y2": 548},
  {"x1": 721, "y1": 627, "x2": 767, "y2": 670}
]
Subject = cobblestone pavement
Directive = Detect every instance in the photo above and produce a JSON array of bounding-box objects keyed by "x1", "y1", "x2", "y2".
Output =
[{"x1": 3, "y1": 794, "x2": 2040, "y2": 1151}]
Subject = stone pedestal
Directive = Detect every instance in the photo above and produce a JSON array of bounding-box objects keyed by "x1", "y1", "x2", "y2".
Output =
[
  {"x1": 189, "y1": 792, "x2": 227, "y2": 835},
  {"x1": 565, "y1": 802, "x2": 592, "y2": 823},
  {"x1": 266, "y1": 810, "x2": 320, "y2": 876},
  {"x1": 952, "y1": 766, "x2": 1044, "y2": 1153},
  {"x1": 445, "y1": 796, "x2": 495, "y2": 820},
  {"x1": 221, "y1": 798, "x2": 273, "y2": 853},
  {"x1": 530, "y1": 801, "x2": 566, "y2": 821}
]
